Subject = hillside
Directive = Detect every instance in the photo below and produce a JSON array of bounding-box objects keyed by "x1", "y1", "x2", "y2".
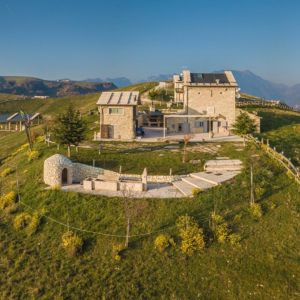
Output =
[
  {"x1": 1, "y1": 103, "x2": 300, "y2": 298},
  {"x1": 0, "y1": 76, "x2": 116, "y2": 98}
]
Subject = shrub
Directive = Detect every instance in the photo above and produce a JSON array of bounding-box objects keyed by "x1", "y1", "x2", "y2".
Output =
[
  {"x1": 249, "y1": 203, "x2": 263, "y2": 218},
  {"x1": 27, "y1": 150, "x2": 41, "y2": 162},
  {"x1": 229, "y1": 233, "x2": 242, "y2": 247},
  {"x1": 30, "y1": 131, "x2": 40, "y2": 143},
  {"x1": 154, "y1": 234, "x2": 175, "y2": 252},
  {"x1": 1, "y1": 168, "x2": 14, "y2": 178},
  {"x1": 192, "y1": 188, "x2": 204, "y2": 196},
  {"x1": 0, "y1": 191, "x2": 17, "y2": 210},
  {"x1": 51, "y1": 185, "x2": 61, "y2": 191},
  {"x1": 112, "y1": 245, "x2": 123, "y2": 260},
  {"x1": 27, "y1": 212, "x2": 43, "y2": 236},
  {"x1": 62, "y1": 231, "x2": 83, "y2": 257},
  {"x1": 36, "y1": 135, "x2": 46, "y2": 143},
  {"x1": 212, "y1": 213, "x2": 231, "y2": 243},
  {"x1": 255, "y1": 186, "x2": 266, "y2": 198},
  {"x1": 176, "y1": 216, "x2": 205, "y2": 256},
  {"x1": 14, "y1": 213, "x2": 32, "y2": 230}
]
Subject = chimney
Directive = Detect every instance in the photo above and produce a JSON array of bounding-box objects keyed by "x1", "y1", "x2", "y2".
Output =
[
  {"x1": 149, "y1": 104, "x2": 155, "y2": 112},
  {"x1": 215, "y1": 79, "x2": 220, "y2": 84}
]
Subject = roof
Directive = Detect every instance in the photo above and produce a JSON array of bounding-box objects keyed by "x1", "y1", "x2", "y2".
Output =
[
  {"x1": 96, "y1": 92, "x2": 140, "y2": 106},
  {"x1": 190, "y1": 73, "x2": 229, "y2": 84},
  {"x1": 0, "y1": 115, "x2": 11, "y2": 122},
  {"x1": 0, "y1": 113, "x2": 42, "y2": 122},
  {"x1": 144, "y1": 110, "x2": 164, "y2": 116},
  {"x1": 44, "y1": 154, "x2": 72, "y2": 166}
]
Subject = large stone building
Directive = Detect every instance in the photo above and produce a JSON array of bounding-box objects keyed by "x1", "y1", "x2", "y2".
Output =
[
  {"x1": 96, "y1": 91, "x2": 140, "y2": 140},
  {"x1": 169, "y1": 70, "x2": 238, "y2": 134}
]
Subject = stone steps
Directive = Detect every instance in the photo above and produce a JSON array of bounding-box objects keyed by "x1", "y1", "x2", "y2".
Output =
[
  {"x1": 182, "y1": 177, "x2": 215, "y2": 190},
  {"x1": 190, "y1": 171, "x2": 240, "y2": 185},
  {"x1": 172, "y1": 180, "x2": 195, "y2": 197},
  {"x1": 205, "y1": 165, "x2": 243, "y2": 172}
]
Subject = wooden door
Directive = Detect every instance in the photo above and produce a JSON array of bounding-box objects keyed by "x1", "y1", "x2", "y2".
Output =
[{"x1": 101, "y1": 124, "x2": 109, "y2": 138}]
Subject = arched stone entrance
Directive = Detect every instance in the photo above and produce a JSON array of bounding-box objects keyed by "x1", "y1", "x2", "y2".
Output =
[{"x1": 62, "y1": 168, "x2": 68, "y2": 185}]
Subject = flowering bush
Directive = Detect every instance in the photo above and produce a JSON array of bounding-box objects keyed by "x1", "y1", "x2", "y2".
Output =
[
  {"x1": 27, "y1": 150, "x2": 41, "y2": 162},
  {"x1": 0, "y1": 191, "x2": 17, "y2": 210},
  {"x1": 154, "y1": 234, "x2": 175, "y2": 252},
  {"x1": 1, "y1": 168, "x2": 14, "y2": 178},
  {"x1": 212, "y1": 213, "x2": 231, "y2": 243},
  {"x1": 14, "y1": 213, "x2": 32, "y2": 230},
  {"x1": 249, "y1": 203, "x2": 263, "y2": 218},
  {"x1": 176, "y1": 215, "x2": 205, "y2": 256},
  {"x1": 62, "y1": 231, "x2": 83, "y2": 257},
  {"x1": 112, "y1": 245, "x2": 123, "y2": 260},
  {"x1": 192, "y1": 188, "x2": 204, "y2": 196},
  {"x1": 229, "y1": 233, "x2": 241, "y2": 247}
]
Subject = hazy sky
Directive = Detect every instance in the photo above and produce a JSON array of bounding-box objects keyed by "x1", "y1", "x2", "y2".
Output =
[{"x1": 0, "y1": 0, "x2": 299, "y2": 85}]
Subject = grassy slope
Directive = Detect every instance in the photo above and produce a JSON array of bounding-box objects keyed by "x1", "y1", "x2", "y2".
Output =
[
  {"x1": 244, "y1": 107, "x2": 300, "y2": 166},
  {"x1": 0, "y1": 135, "x2": 299, "y2": 299},
  {"x1": 1, "y1": 96, "x2": 300, "y2": 298}
]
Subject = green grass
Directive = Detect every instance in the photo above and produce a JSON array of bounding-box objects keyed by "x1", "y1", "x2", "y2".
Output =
[
  {"x1": 0, "y1": 93, "x2": 24, "y2": 101},
  {"x1": 1, "y1": 99, "x2": 300, "y2": 299},
  {"x1": 243, "y1": 107, "x2": 300, "y2": 166},
  {"x1": 1, "y1": 134, "x2": 300, "y2": 299},
  {"x1": 114, "y1": 81, "x2": 159, "y2": 94}
]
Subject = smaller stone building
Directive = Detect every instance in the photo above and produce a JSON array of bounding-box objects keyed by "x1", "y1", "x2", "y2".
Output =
[{"x1": 96, "y1": 91, "x2": 140, "y2": 140}]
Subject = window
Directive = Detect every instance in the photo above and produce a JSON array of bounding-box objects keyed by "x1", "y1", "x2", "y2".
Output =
[
  {"x1": 109, "y1": 108, "x2": 124, "y2": 114},
  {"x1": 197, "y1": 73, "x2": 203, "y2": 78},
  {"x1": 195, "y1": 121, "x2": 204, "y2": 128}
]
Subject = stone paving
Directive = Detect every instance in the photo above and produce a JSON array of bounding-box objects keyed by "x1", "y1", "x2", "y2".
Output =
[{"x1": 61, "y1": 183, "x2": 185, "y2": 198}]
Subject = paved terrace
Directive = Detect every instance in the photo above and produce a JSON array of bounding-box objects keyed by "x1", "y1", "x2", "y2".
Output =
[{"x1": 137, "y1": 127, "x2": 243, "y2": 143}]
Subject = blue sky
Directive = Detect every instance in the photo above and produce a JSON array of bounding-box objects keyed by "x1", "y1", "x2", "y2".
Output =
[{"x1": 0, "y1": 0, "x2": 299, "y2": 85}]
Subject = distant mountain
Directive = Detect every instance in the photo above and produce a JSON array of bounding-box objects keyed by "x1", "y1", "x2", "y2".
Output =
[
  {"x1": 0, "y1": 76, "x2": 116, "y2": 97},
  {"x1": 138, "y1": 74, "x2": 175, "y2": 83},
  {"x1": 215, "y1": 70, "x2": 300, "y2": 108},
  {"x1": 82, "y1": 77, "x2": 132, "y2": 88}
]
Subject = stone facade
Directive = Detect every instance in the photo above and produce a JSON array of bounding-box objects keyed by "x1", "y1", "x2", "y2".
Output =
[
  {"x1": 170, "y1": 70, "x2": 238, "y2": 134},
  {"x1": 98, "y1": 105, "x2": 137, "y2": 139}
]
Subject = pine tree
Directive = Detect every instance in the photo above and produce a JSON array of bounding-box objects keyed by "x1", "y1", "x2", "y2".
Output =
[
  {"x1": 233, "y1": 111, "x2": 257, "y2": 146},
  {"x1": 52, "y1": 104, "x2": 87, "y2": 157}
]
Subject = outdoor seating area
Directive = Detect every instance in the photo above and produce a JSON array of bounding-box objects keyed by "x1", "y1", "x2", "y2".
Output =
[{"x1": 83, "y1": 169, "x2": 148, "y2": 192}]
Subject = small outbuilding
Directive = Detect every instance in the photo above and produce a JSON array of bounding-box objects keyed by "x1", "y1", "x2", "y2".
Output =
[{"x1": 44, "y1": 154, "x2": 73, "y2": 186}]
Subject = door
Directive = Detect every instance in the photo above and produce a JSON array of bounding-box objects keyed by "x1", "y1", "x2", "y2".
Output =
[
  {"x1": 108, "y1": 125, "x2": 114, "y2": 138},
  {"x1": 213, "y1": 121, "x2": 219, "y2": 133},
  {"x1": 203, "y1": 120, "x2": 208, "y2": 133},
  {"x1": 178, "y1": 123, "x2": 183, "y2": 133},
  {"x1": 62, "y1": 168, "x2": 68, "y2": 185},
  {"x1": 101, "y1": 124, "x2": 109, "y2": 138},
  {"x1": 183, "y1": 123, "x2": 190, "y2": 133}
]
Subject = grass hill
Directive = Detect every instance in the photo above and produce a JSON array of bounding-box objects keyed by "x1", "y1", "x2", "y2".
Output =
[
  {"x1": 0, "y1": 76, "x2": 116, "y2": 98},
  {"x1": 1, "y1": 88, "x2": 300, "y2": 299}
]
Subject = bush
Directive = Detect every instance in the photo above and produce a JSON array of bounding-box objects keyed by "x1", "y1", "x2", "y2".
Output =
[
  {"x1": 112, "y1": 245, "x2": 123, "y2": 260},
  {"x1": 27, "y1": 150, "x2": 41, "y2": 162},
  {"x1": 154, "y1": 234, "x2": 175, "y2": 252},
  {"x1": 212, "y1": 213, "x2": 231, "y2": 243},
  {"x1": 14, "y1": 213, "x2": 32, "y2": 230},
  {"x1": 176, "y1": 216, "x2": 205, "y2": 256},
  {"x1": 51, "y1": 185, "x2": 61, "y2": 191},
  {"x1": 0, "y1": 191, "x2": 17, "y2": 210},
  {"x1": 229, "y1": 233, "x2": 242, "y2": 247},
  {"x1": 62, "y1": 231, "x2": 83, "y2": 257},
  {"x1": 192, "y1": 188, "x2": 204, "y2": 196},
  {"x1": 27, "y1": 212, "x2": 43, "y2": 236},
  {"x1": 1, "y1": 168, "x2": 14, "y2": 178},
  {"x1": 249, "y1": 203, "x2": 263, "y2": 218},
  {"x1": 30, "y1": 131, "x2": 40, "y2": 143}
]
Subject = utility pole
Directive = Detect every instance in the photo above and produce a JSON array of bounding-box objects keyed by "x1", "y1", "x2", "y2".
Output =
[
  {"x1": 250, "y1": 164, "x2": 255, "y2": 205},
  {"x1": 125, "y1": 218, "x2": 130, "y2": 248}
]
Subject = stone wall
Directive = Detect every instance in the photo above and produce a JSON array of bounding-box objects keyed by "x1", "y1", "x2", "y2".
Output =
[{"x1": 72, "y1": 163, "x2": 104, "y2": 182}]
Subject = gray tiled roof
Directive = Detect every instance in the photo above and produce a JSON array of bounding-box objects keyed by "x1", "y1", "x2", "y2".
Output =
[{"x1": 0, "y1": 115, "x2": 11, "y2": 122}]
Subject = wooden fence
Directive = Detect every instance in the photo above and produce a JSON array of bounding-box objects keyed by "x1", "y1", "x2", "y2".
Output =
[{"x1": 247, "y1": 134, "x2": 300, "y2": 184}]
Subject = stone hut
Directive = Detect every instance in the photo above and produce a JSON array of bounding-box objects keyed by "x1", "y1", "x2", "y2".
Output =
[{"x1": 44, "y1": 154, "x2": 73, "y2": 186}]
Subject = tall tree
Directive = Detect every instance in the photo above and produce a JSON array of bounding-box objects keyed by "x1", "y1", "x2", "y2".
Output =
[
  {"x1": 53, "y1": 104, "x2": 87, "y2": 157},
  {"x1": 233, "y1": 111, "x2": 257, "y2": 146}
]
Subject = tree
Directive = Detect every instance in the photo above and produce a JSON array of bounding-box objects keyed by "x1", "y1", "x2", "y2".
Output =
[
  {"x1": 52, "y1": 104, "x2": 87, "y2": 157},
  {"x1": 232, "y1": 111, "x2": 257, "y2": 146}
]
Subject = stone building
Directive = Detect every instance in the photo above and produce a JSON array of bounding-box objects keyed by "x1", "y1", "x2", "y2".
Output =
[
  {"x1": 96, "y1": 91, "x2": 140, "y2": 140},
  {"x1": 169, "y1": 70, "x2": 238, "y2": 134}
]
